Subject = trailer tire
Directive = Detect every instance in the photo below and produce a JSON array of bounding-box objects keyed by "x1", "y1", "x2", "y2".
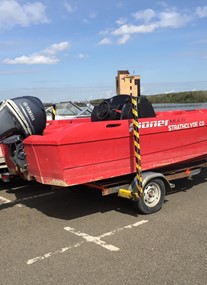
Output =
[{"x1": 134, "y1": 178, "x2": 165, "y2": 214}]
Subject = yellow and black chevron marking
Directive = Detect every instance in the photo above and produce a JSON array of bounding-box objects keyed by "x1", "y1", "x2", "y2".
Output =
[
  {"x1": 52, "y1": 104, "x2": 56, "y2": 120},
  {"x1": 131, "y1": 96, "x2": 143, "y2": 197}
]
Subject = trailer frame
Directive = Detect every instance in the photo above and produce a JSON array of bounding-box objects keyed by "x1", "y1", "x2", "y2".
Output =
[{"x1": 85, "y1": 159, "x2": 207, "y2": 214}]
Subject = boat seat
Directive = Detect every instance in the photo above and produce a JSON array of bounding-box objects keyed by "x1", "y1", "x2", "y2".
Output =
[
  {"x1": 121, "y1": 96, "x2": 156, "y2": 119},
  {"x1": 91, "y1": 95, "x2": 156, "y2": 121},
  {"x1": 91, "y1": 94, "x2": 130, "y2": 121}
]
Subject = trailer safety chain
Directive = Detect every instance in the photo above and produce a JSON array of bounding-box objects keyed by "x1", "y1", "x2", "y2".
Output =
[
  {"x1": 131, "y1": 96, "x2": 143, "y2": 197},
  {"x1": 52, "y1": 104, "x2": 56, "y2": 120}
]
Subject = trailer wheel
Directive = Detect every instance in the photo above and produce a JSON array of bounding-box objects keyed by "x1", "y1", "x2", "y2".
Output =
[{"x1": 135, "y1": 178, "x2": 165, "y2": 214}]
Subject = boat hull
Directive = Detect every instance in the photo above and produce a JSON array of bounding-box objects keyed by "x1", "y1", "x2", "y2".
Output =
[{"x1": 21, "y1": 109, "x2": 207, "y2": 186}]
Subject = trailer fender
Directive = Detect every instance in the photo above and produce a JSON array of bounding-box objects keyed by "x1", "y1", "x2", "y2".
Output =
[{"x1": 129, "y1": 171, "x2": 171, "y2": 193}]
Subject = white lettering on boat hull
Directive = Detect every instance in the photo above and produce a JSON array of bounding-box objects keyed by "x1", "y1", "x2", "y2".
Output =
[{"x1": 129, "y1": 120, "x2": 205, "y2": 132}]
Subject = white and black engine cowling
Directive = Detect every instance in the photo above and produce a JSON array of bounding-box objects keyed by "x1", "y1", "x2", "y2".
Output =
[{"x1": 0, "y1": 96, "x2": 46, "y2": 176}]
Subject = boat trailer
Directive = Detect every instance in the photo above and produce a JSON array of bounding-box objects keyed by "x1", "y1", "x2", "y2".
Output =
[{"x1": 86, "y1": 160, "x2": 207, "y2": 214}]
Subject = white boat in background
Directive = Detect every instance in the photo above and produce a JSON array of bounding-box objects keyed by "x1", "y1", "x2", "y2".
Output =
[{"x1": 46, "y1": 101, "x2": 94, "y2": 120}]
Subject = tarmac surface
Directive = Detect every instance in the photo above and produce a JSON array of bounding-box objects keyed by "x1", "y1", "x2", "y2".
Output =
[{"x1": 0, "y1": 168, "x2": 207, "y2": 285}]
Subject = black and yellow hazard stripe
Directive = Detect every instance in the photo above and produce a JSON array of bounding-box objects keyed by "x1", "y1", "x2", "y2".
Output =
[
  {"x1": 52, "y1": 104, "x2": 56, "y2": 120},
  {"x1": 131, "y1": 96, "x2": 143, "y2": 197}
]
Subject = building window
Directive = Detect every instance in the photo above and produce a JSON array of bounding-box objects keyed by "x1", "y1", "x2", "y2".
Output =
[{"x1": 135, "y1": 79, "x2": 140, "y2": 85}]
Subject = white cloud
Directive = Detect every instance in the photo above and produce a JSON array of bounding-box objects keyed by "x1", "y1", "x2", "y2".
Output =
[
  {"x1": 112, "y1": 23, "x2": 157, "y2": 36},
  {"x1": 158, "y1": 10, "x2": 192, "y2": 28},
  {"x1": 99, "y1": 28, "x2": 112, "y2": 36},
  {"x1": 117, "y1": 34, "x2": 130, "y2": 45},
  {"x1": 133, "y1": 9, "x2": 156, "y2": 23},
  {"x1": 196, "y1": 6, "x2": 207, "y2": 18},
  {"x1": 3, "y1": 55, "x2": 58, "y2": 65},
  {"x1": 113, "y1": 9, "x2": 191, "y2": 36},
  {"x1": 0, "y1": 0, "x2": 48, "y2": 29},
  {"x1": 43, "y1": 42, "x2": 70, "y2": 55},
  {"x1": 3, "y1": 41, "x2": 70, "y2": 65},
  {"x1": 98, "y1": 37, "x2": 112, "y2": 45},
  {"x1": 64, "y1": 2, "x2": 77, "y2": 13},
  {"x1": 116, "y1": 18, "x2": 127, "y2": 25},
  {"x1": 98, "y1": 5, "x2": 207, "y2": 46}
]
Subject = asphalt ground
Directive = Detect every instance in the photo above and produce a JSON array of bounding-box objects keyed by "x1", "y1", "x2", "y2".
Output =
[{"x1": 0, "y1": 169, "x2": 207, "y2": 285}]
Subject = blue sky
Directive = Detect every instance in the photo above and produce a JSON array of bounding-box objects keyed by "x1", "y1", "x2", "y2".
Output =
[{"x1": 0, "y1": 0, "x2": 207, "y2": 103}]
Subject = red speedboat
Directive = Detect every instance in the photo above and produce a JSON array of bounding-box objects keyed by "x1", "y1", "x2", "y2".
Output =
[
  {"x1": 0, "y1": 94, "x2": 206, "y2": 214},
  {"x1": 0, "y1": 95, "x2": 206, "y2": 188}
]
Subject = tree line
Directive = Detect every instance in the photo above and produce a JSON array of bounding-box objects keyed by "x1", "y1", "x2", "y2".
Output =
[
  {"x1": 147, "y1": 90, "x2": 207, "y2": 104},
  {"x1": 44, "y1": 90, "x2": 207, "y2": 107}
]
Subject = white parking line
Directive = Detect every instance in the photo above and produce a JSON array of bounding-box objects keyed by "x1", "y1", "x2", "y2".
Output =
[
  {"x1": 99, "y1": 220, "x2": 149, "y2": 238},
  {"x1": 27, "y1": 241, "x2": 84, "y2": 265},
  {"x1": 0, "y1": 195, "x2": 22, "y2": 207},
  {"x1": 0, "y1": 196, "x2": 12, "y2": 204},
  {"x1": 65, "y1": 227, "x2": 120, "y2": 251},
  {"x1": 26, "y1": 220, "x2": 148, "y2": 265},
  {"x1": 65, "y1": 220, "x2": 148, "y2": 251},
  {"x1": 0, "y1": 192, "x2": 55, "y2": 208}
]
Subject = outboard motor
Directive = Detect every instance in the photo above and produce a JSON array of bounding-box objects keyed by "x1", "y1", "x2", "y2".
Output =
[
  {"x1": 0, "y1": 96, "x2": 46, "y2": 140},
  {"x1": 0, "y1": 96, "x2": 46, "y2": 176}
]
